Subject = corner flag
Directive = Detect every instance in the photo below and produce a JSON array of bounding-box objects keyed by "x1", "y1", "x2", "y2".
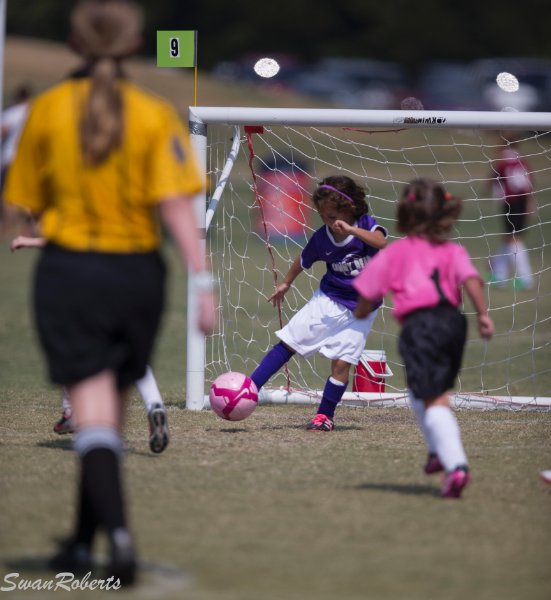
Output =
[{"x1": 156, "y1": 30, "x2": 197, "y2": 68}]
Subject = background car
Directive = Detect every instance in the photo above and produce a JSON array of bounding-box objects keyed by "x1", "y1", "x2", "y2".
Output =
[
  {"x1": 415, "y1": 61, "x2": 489, "y2": 111},
  {"x1": 289, "y1": 58, "x2": 411, "y2": 109}
]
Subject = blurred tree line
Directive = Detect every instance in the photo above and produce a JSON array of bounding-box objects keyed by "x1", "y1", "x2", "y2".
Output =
[{"x1": 6, "y1": 0, "x2": 551, "y2": 75}]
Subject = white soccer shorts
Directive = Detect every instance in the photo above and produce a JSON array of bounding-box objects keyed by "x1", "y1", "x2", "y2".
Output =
[{"x1": 276, "y1": 289, "x2": 378, "y2": 365}]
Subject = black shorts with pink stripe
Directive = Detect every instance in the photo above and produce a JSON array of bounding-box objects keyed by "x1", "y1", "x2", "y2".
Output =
[{"x1": 399, "y1": 304, "x2": 467, "y2": 399}]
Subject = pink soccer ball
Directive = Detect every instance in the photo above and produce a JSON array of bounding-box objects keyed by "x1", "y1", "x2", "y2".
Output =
[{"x1": 209, "y1": 372, "x2": 259, "y2": 421}]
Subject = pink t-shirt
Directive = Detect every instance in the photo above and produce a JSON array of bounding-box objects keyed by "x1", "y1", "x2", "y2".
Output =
[{"x1": 353, "y1": 236, "x2": 481, "y2": 322}]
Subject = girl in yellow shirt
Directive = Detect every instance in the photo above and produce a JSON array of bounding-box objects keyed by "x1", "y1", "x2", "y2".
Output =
[{"x1": 5, "y1": 0, "x2": 214, "y2": 585}]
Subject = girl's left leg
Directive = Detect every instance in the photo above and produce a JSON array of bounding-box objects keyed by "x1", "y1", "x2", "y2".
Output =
[
  {"x1": 135, "y1": 365, "x2": 163, "y2": 413},
  {"x1": 53, "y1": 387, "x2": 74, "y2": 434},
  {"x1": 423, "y1": 393, "x2": 470, "y2": 498},
  {"x1": 51, "y1": 370, "x2": 136, "y2": 583},
  {"x1": 307, "y1": 359, "x2": 351, "y2": 432},
  {"x1": 408, "y1": 391, "x2": 443, "y2": 474},
  {"x1": 511, "y1": 237, "x2": 534, "y2": 289},
  {"x1": 135, "y1": 365, "x2": 169, "y2": 454}
]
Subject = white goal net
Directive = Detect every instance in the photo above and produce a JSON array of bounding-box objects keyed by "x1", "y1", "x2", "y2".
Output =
[{"x1": 186, "y1": 107, "x2": 551, "y2": 411}]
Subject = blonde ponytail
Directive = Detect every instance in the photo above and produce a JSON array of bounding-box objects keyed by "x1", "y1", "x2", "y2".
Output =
[
  {"x1": 80, "y1": 57, "x2": 122, "y2": 165},
  {"x1": 70, "y1": 0, "x2": 143, "y2": 165}
]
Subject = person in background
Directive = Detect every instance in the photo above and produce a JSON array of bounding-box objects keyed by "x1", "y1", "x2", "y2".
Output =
[
  {"x1": 354, "y1": 178, "x2": 494, "y2": 498},
  {"x1": 4, "y1": 0, "x2": 215, "y2": 585},
  {"x1": 250, "y1": 175, "x2": 387, "y2": 431},
  {"x1": 1, "y1": 85, "x2": 32, "y2": 234},
  {"x1": 488, "y1": 133, "x2": 536, "y2": 290}
]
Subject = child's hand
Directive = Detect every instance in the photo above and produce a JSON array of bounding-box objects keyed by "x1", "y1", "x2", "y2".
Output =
[
  {"x1": 10, "y1": 236, "x2": 30, "y2": 252},
  {"x1": 198, "y1": 291, "x2": 216, "y2": 334},
  {"x1": 477, "y1": 313, "x2": 494, "y2": 340},
  {"x1": 268, "y1": 283, "x2": 290, "y2": 306},
  {"x1": 10, "y1": 236, "x2": 45, "y2": 251},
  {"x1": 332, "y1": 220, "x2": 354, "y2": 235}
]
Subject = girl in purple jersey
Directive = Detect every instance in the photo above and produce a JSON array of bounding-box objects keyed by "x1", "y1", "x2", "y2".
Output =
[
  {"x1": 354, "y1": 178, "x2": 494, "y2": 498},
  {"x1": 250, "y1": 175, "x2": 387, "y2": 431}
]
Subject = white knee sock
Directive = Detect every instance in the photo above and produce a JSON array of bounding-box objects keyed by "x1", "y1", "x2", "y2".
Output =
[
  {"x1": 424, "y1": 405, "x2": 468, "y2": 472},
  {"x1": 491, "y1": 244, "x2": 510, "y2": 281},
  {"x1": 135, "y1": 366, "x2": 164, "y2": 412},
  {"x1": 61, "y1": 387, "x2": 72, "y2": 414},
  {"x1": 511, "y1": 240, "x2": 533, "y2": 287},
  {"x1": 408, "y1": 392, "x2": 436, "y2": 453}
]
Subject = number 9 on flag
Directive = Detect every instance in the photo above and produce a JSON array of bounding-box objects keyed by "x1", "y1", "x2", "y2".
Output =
[{"x1": 156, "y1": 31, "x2": 197, "y2": 68}]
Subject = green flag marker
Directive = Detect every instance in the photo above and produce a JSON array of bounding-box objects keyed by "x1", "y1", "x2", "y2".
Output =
[{"x1": 156, "y1": 31, "x2": 197, "y2": 68}]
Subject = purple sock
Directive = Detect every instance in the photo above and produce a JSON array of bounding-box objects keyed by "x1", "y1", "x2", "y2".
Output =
[
  {"x1": 318, "y1": 377, "x2": 347, "y2": 418},
  {"x1": 251, "y1": 342, "x2": 295, "y2": 390}
]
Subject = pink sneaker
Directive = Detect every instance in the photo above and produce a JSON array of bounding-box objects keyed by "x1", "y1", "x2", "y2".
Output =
[
  {"x1": 53, "y1": 411, "x2": 74, "y2": 435},
  {"x1": 424, "y1": 453, "x2": 444, "y2": 475},
  {"x1": 441, "y1": 468, "x2": 471, "y2": 498},
  {"x1": 306, "y1": 413, "x2": 334, "y2": 432}
]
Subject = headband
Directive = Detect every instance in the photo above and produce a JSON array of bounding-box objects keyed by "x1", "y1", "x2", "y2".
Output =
[{"x1": 318, "y1": 184, "x2": 355, "y2": 205}]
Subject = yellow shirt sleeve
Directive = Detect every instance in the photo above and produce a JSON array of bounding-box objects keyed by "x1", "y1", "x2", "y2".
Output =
[{"x1": 146, "y1": 104, "x2": 204, "y2": 203}]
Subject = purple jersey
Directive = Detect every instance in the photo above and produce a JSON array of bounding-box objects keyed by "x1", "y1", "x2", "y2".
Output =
[{"x1": 300, "y1": 213, "x2": 387, "y2": 310}]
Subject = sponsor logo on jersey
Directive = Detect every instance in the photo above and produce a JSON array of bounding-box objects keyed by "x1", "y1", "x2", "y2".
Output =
[
  {"x1": 171, "y1": 136, "x2": 186, "y2": 162},
  {"x1": 331, "y1": 254, "x2": 370, "y2": 277}
]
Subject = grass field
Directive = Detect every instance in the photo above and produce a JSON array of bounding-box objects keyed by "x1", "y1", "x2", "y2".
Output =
[{"x1": 1, "y1": 239, "x2": 551, "y2": 600}]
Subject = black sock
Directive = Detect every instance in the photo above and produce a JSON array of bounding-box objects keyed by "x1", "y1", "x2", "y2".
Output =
[
  {"x1": 74, "y1": 475, "x2": 97, "y2": 546},
  {"x1": 81, "y1": 448, "x2": 126, "y2": 534}
]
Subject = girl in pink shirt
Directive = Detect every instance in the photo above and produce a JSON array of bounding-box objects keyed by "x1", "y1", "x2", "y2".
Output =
[{"x1": 354, "y1": 178, "x2": 494, "y2": 498}]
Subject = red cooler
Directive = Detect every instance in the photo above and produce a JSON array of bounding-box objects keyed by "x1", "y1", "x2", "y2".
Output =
[{"x1": 353, "y1": 350, "x2": 393, "y2": 393}]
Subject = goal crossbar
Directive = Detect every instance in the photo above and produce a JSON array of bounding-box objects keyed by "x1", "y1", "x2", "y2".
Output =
[{"x1": 190, "y1": 107, "x2": 551, "y2": 130}]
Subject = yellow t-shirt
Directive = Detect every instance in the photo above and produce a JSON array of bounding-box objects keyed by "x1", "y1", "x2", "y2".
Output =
[{"x1": 5, "y1": 76, "x2": 204, "y2": 252}]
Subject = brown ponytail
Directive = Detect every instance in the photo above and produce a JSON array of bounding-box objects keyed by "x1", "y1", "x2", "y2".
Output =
[
  {"x1": 70, "y1": 0, "x2": 143, "y2": 165},
  {"x1": 80, "y1": 57, "x2": 122, "y2": 165}
]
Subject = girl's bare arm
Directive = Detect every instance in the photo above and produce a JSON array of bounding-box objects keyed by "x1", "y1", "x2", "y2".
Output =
[
  {"x1": 333, "y1": 221, "x2": 387, "y2": 249},
  {"x1": 10, "y1": 236, "x2": 46, "y2": 251},
  {"x1": 463, "y1": 276, "x2": 494, "y2": 340},
  {"x1": 268, "y1": 255, "x2": 303, "y2": 306}
]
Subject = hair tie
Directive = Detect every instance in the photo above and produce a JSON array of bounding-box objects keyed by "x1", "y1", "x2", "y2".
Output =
[
  {"x1": 444, "y1": 191, "x2": 453, "y2": 200},
  {"x1": 406, "y1": 192, "x2": 416, "y2": 202},
  {"x1": 318, "y1": 184, "x2": 355, "y2": 205}
]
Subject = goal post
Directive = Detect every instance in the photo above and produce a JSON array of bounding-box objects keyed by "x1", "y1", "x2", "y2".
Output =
[{"x1": 187, "y1": 107, "x2": 551, "y2": 411}]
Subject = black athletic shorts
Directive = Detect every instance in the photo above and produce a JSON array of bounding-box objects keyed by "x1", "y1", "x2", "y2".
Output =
[
  {"x1": 503, "y1": 196, "x2": 528, "y2": 234},
  {"x1": 34, "y1": 244, "x2": 166, "y2": 389},
  {"x1": 399, "y1": 304, "x2": 467, "y2": 399}
]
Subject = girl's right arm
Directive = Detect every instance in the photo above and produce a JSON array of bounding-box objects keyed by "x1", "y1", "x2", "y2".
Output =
[
  {"x1": 354, "y1": 296, "x2": 374, "y2": 319},
  {"x1": 463, "y1": 276, "x2": 494, "y2": 340},
  {"x1": 268, "y1": 255, "x2": 303, "y2": 306},
  {"x1": 10, "y1": 235, "x2": 46, "y2": 251},
  {"x1": 333, "y1": 221, "x2": 387, "y2": 249},
  {"x1": 159, "y1": 196, "x2": 216, "y2": 335}
]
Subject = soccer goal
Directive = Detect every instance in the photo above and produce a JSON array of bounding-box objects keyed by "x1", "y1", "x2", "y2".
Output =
[{"x1": 186, "y1": 107, "x2": 551, "y2": 411}]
